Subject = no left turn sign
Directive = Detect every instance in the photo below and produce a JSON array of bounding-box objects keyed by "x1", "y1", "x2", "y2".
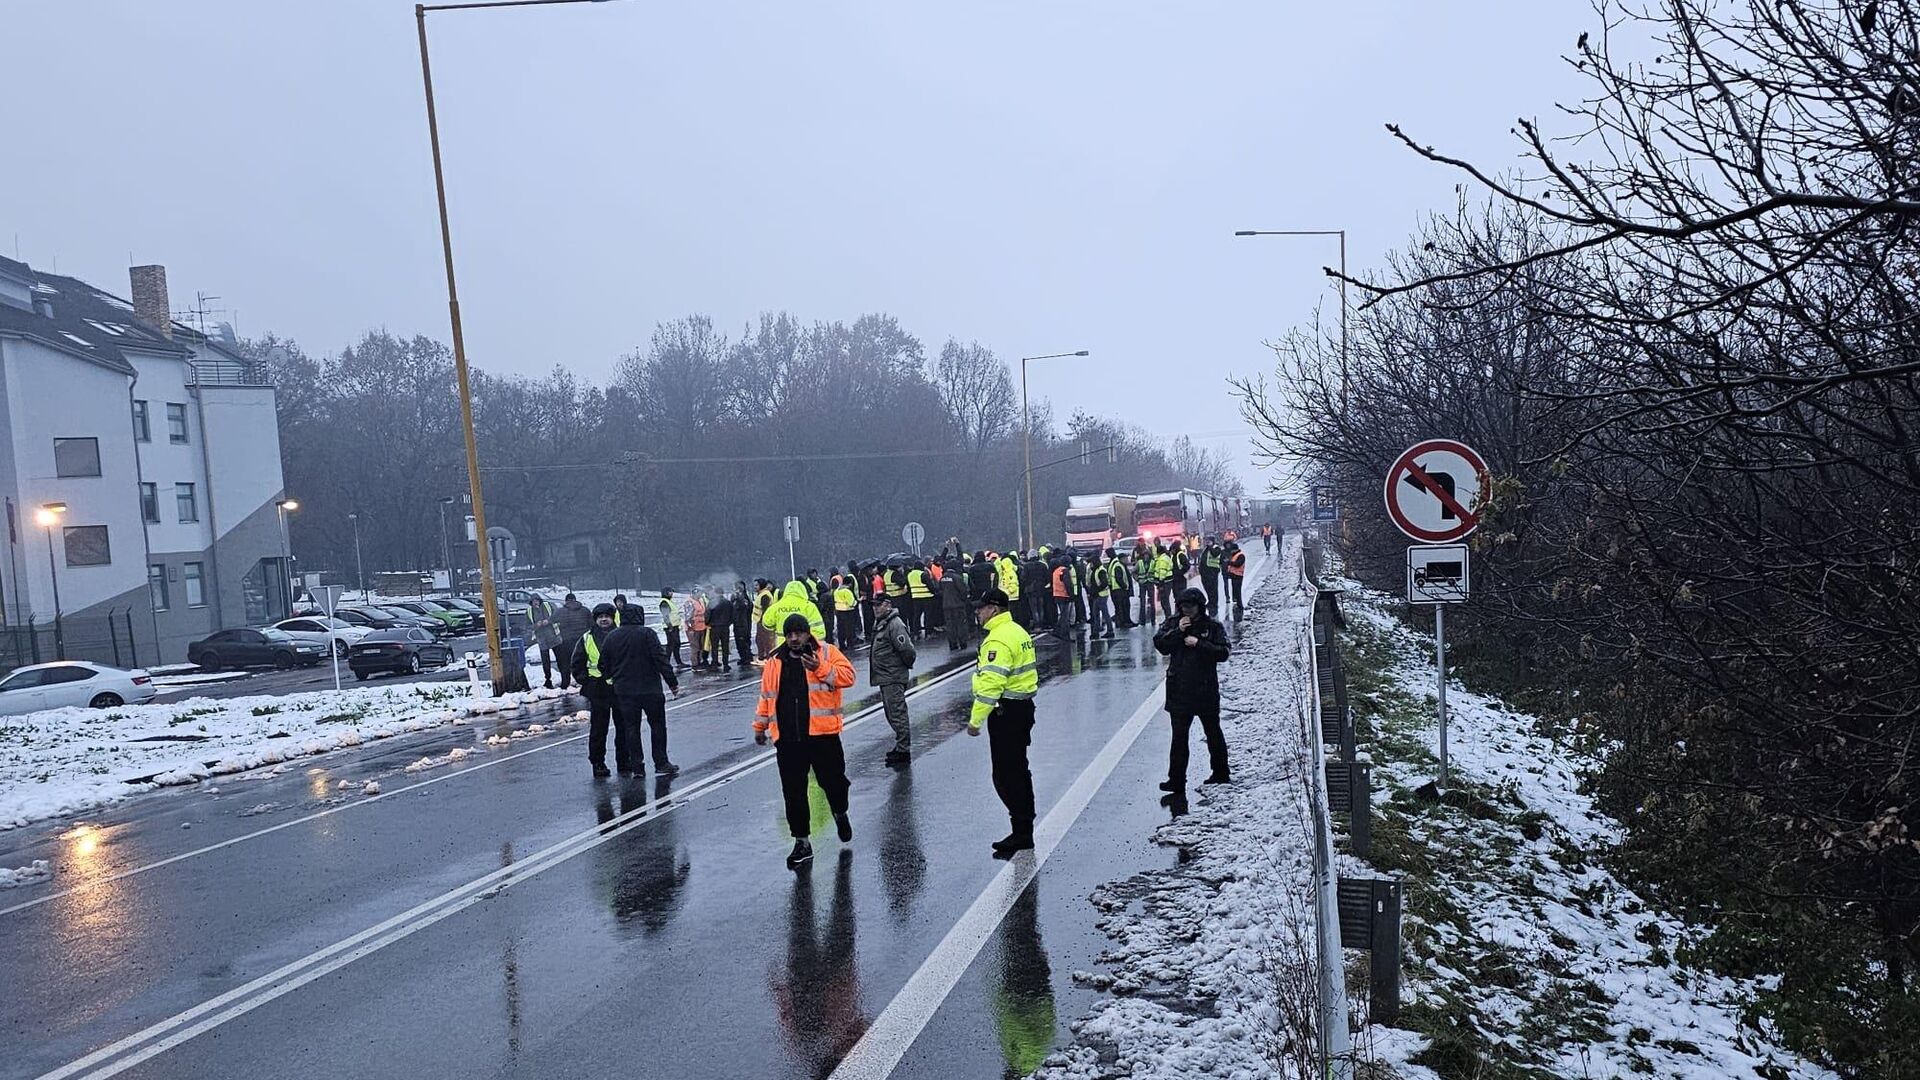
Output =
[{"x1": 1383, "y1": 439, "x2": 1491, "y2": 543}]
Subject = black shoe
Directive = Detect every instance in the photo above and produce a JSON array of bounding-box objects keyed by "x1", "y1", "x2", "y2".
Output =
[
  {"x1": 656, "y1": 763, "x2": 681, "y2": 778},
  {"x1": 835, "y1": 813, "x2": 853, "y2": 842},
  {"x1": 884, "y1": 750, "x2": 910, "y2": 765},
  {"x1": 991, "y1": 831, "x2": 1035, "y2": 855},
  {"x1": 591, "y1": 763, "x2": 611, "y2": 779},
  {"x1": 1159, "y1": 779, "x2": 1181, "y2": 792},
  {"x1": 617, "y1": 768, "x2": 636, "y2": 777},
  {"x1": 1203, "y1": 773, "x2": 1231, "y2": 785},
  {"x1": 544, "y1": 682, "x2": 554, "y2": 690},
  {"x1": 786, "y1": 839, "x2": 813, "y2": 869}
]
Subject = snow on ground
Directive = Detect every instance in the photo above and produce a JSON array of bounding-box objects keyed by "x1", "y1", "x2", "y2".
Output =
[
  {"x1": 0, "y1": 681, "x2": 575, "y2": 831},
  {"x1": 150, "y1": 670, "x2": 252, "y2": 689},
  {"x1": 1034, "y1": 533, "x2": 1321, "y2": 1080},
  {"x1": 0, "y1": 859, "x2": 53, "y2": 888},
  {"x1": 1334, "y1": 580, "x2": 1835, "y2": 1080}
]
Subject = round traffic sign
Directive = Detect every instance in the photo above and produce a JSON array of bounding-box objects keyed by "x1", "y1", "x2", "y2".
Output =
[
  {"x1": 902, "y1": 521, "x2": 926, "y2": 548},
  {"x1": 1383, "y1": 439, "x2": 1490, "y2": 543}
]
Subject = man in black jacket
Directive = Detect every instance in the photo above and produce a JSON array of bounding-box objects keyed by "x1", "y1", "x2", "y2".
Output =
[
  {"x1": 553, "y1": 593, "x2": 594, "y2": 691},
  {"x1": 1153, "y1": 587, "x2": 1231, "y2": 792},
  {"x1": 570, "y1": 604, "x2": 622, "y2": 778},
  {"x1": 601, "y1": 612, "x2": 683, "y2": 777},
  {"x1": 708, "y1": 590, "x2": 735, "y2": 672}
]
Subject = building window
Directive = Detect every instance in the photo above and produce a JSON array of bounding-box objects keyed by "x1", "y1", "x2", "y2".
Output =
[
  {"x1": 54, "y1": 437, "x2": 102, "y2": 478},
  {"x1": 132, "y1": 400, "x2": 150, "y2": 442},
  {"x1": 63, "y1": 525, "x2": 111, "y2": 567},
  {"x1": 140, "y1": 482, "x2": 159, "y2": 523},
  {"x1": 149, "y1": 564, "x2": 170, "y2": 611},
  {"x1": 167, "y1": 403, "x2": 189, "y2": 444},
  {"x1": 176, "y1": 483, "x2": 198, "y2": 523},
  {"x1": 184, "y1": 561, "x2": 206, "y2": 607}
]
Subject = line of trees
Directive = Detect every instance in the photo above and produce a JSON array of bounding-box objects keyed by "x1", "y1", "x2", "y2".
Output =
[
  {"x1": 255, "y1": 312, "x2": 1238, "y2": 590},
  {"x1": 1237, "y1": 2, "x2": 1920, "y2": 1073}
]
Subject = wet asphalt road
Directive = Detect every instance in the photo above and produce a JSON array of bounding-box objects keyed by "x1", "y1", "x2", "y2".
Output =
[{"x1": 2, "y1": 560, "x2": 1272, "y2": 1080}]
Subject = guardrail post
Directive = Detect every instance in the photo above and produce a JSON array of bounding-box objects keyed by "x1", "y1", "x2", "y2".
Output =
[{"x1": 1337, "y1": 876, "x2": 1403, "y2": 1024}]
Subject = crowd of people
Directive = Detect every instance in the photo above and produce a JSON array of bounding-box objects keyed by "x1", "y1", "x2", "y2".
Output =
[{"x1": 520, "y1": 525, "x2": 1270, "y2": 866}]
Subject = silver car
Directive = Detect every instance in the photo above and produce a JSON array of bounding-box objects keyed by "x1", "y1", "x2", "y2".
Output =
[{"x1": 0, "y1": 661, "x2": 159, "y2": 715}]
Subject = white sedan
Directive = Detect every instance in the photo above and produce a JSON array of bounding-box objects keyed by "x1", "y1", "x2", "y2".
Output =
[
  {"x1": 0, "y1": 661, "x2": 158, "y2": 715},
  {"x1": 272, "y1": 617, "x2": 371, "y2": 657}
]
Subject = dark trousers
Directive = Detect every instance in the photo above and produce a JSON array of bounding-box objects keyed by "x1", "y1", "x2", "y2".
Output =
[
  {"x1": 712, "y1": 627, "x2": 732, "y2": 668},
  {"x1": 1088, "y1": 593, "x2": 1110, "y2": 635},
  {"x1": 776, "y1": 733, "x2": 849, "y2": 839},
  {"x1": 1140, "y1": 585, "x2": 1158, "y2": 625},
  {"x1": 837, "y1": 611, "x2": 860, "y2": 647},
  {"x1": 861, "y1": 600, "x2": 876, "y2": 638},
  {"x1": 615, "y1": 693, "x2": 670, "y2": 770},
  {"x1": 944, "y1": 606, "x2": 970, "y2": 649},
  {"x1": 1227, "y1": 574, "x2": 1244, "y2": 610},
  {"x1": 555, "y1": 638, "x2": 580, "y2": 689},
  {"x1": 1012, "y1": 596, "x2": 1030, "y2": 629},
  {"x1": 585, "y1": 685, "x2": 623, "y2": 768},
  {"x1": 537, "y1": 641, "x2": 561, "y2": 687},
  {"x1": 1041, "y1": 594, "x2": 1057, "y2": 628},
  {"x1": 1072, "y1": 591, "x2": 1086, "y2": 624},
  {"x1": 664, "y1": 627, "x2": 684, "y2": 668},
  {"x1": 881, "y1": 683, "x2": 910, "y2": 753},
  {"x1": 1202, "y1": 571, "x2": 1220, "y2": 614},
  {"x1": 988, "y1": 699, "x2": 1037, "y2": 831},
  {"x1": 1168, "y1": 706, "x2": 1229, "y2": 787},
  {"x1": 1114, "y1": 589, "x2": 1134, "y2": 626},
  {"x1": 734, "y1": 620, "x2": 752, "y2": 667}
]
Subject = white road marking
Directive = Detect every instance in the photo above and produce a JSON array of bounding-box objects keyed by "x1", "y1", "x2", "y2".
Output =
[
  {"x1": 829, "y1": 553, "x2": 1271, "y2": 1080},
  {"x1": 0, "y1": 677, "x2": 760, "y2": 918},
  {"x1": 33, "y1": 664, "x2": 978, "y2": 1080}
]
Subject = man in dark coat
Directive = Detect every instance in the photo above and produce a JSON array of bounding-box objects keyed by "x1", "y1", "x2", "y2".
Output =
[
  {"x1": 732, "y1": 581, "x2": 755, "y2": 671},
  {"x1": 1153, "y1": 587, "x2": 1231, "y2": 792},
  {"x1": 940, "y1": 558, "x2": 972, "y2": 651},
  {"x1": 553, "y1": 593, "x2": 594, "y2": 691},
  {"x1": 708, "y1": 590, "x2": 735, "y2": 672},
  {"x1": 601, "y1": 611, "x2": 683, "y2": 777},
  {"x1": 570, "y1": 604, "x2": 623, "y2": 777}
]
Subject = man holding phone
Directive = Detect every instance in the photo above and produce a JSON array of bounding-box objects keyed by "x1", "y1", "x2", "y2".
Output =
[
  {"x1": 1154, "y1": 587, "x2": 1232, "y2": 794},
  {"x1": 755, "y1": 612, "x2": 858, "y2": 869}
]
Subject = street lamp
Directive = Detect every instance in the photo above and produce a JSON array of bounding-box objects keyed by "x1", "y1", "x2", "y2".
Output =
[
  {"x1": 416, "y1": 0, "x2": 623, "y2": 691},
  {"x1": 438, "y1": 497, "x2": 457, "y2": 589},
  {"x1": 35, "y1": 503, "x2": 66, "y2": 659},
  {"x1": 1020, "y1": 350, "x2": 1090, "y2": 551},
  {"x1": 1234, "y1": 229, "x2": 1348, "y2": 416},
  {"x1": 276, "y1": 499, "x2": 299, "y2": 618},
  {"x1": 347, "y1": 512, "x2": 366, "y2": 597}
]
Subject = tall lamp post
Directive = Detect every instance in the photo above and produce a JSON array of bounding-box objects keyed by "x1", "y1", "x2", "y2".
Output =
[
  {"x1": 275, "y1": 499, "x2": 299, "y2": 618},
  {"x1": 416, "y1": 0, "x2": 622, "y2": 691},
  {"x1": 347, "y1": 512, "x2": 366, "y2": 597},
  {"x1": 1021, "y1": 349, "x2": 1090, "y2": 551},
  {"x1": 1233, "y1": 229, "x2": 1348, "y2": 415},
  {"x1": 36, "y1": 502, "x2": 66, "y2": 658},
  {"x1": 438, "y1": 496, "x2": 456, "y2": 589}
]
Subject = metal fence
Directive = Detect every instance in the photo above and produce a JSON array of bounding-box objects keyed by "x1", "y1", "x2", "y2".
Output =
[
  {"x1": 1296, "y1": 537, "x2": 1355, "y2": 1078},
  {"x1": 0, "y1": 608, "x2": 144, "y2": 674}
]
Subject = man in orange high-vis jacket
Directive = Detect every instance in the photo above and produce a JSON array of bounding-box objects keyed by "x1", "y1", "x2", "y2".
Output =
[{"x1": 756, "y1": 612, "x2": 858, "y2": 869}]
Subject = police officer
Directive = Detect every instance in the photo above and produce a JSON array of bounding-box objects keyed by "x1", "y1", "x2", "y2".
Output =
[
  {"x1": 969, "y1": 588, "x2": 1040, "y2": 856},
  {"x1": 832, "y1": 575, "x2": 861, "y2": 647},
  {"x1": 869, "y1": 593, "x2": 916, "y2": 764},
  {"x1": 571, "y1": 603, "x2": 623, "y2": 777}
]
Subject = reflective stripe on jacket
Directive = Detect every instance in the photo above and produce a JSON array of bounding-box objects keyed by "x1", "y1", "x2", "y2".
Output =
[
  {"x1": 753, "y1": 642, "x2": 856, "y2": 740},
  {"x1": 761, "y1": 580, "x2": 827, "y2": 640},
  {"x1": 971, "y1": 611, "x2": 1038, "y2": 729}
]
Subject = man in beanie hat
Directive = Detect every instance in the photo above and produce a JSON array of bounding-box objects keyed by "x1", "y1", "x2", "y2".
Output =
[
  {"x1": 969, "y1": 587, "x2": 1041, "y2": 856},
  {"x1": 602, "y1": 602, "x2": 682, "y2": 776},
  {"x1": 1154, "y1": 587, "x2": 1232, "y2": 792},
  {"x1": 755, "y1": 611, "x2": 857, "y2": 869},
  {"x1": 570, "y1": 603, "x2": 622, "y2": 777}
]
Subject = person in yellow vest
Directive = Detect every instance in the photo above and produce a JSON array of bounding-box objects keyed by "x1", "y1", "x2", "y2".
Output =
[
  {"x1": 832, "y1": 577, "x2": 860, "y2": 648},
  {"x1": 754, "y1": 579, "x2": 777, "y2": 664},
  {"x1": 658, "y1": 588, "x2": 688, "y2": 672},
  {"x1": 570, "y1": 603, "x2": 623, "y2": 778},
  {"x1": 969, "y1": 588, "x2": 1040, "y2": 856},
  {"x1": 907, "y1": 561, "x2": 935, "y2": 640},
  {"x1": 762, "y1": 579, "x2": 827, "y2": 642},
  {"x1": 994, "y1": 552, "x2": 1024, "y2": 629}
]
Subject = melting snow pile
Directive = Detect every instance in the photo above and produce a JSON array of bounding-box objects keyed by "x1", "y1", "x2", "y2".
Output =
[{"x1": 0, "y1": 859, "x2": 53, "y2": 888}]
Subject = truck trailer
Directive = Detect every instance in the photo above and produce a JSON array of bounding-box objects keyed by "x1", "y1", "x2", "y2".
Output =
[{"x1": 1064, "y1": 493, "x2": 1137, "y2": 551}]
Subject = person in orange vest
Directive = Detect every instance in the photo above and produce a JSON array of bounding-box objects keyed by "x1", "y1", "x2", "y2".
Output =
[
  {"x1": 755, "y1": 612, "x2": 858, "y2": 869},
  {"x1": 1224, "y1": 541, "x2": 1248, "y2": 618},
  {"x1": 1049, "y1": 557, "x2": 1071, "y2": 635},
  {"x1": 690, "y1": 589, "x2": 710, "y2": 669},
  {"x1": 1260, "y1": 522, "x2": 1274, "y2": 554}
]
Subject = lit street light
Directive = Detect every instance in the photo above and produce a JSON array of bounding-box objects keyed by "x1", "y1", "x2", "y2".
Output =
[
  {"x1": 1234, "y1": 229, "x2": 1349, "y2": 415},
  {"x1": 1021, "y1": 350, "x2": 1090, "y2": 551},
  {"x1": 416, "y1": 0, "x2": 624, "y2": 691},
  {"x1": 276, "y1": 499, "x2": 299, "y2": 619},
  {"x1": 36, "y1": 502, "x2": 67, "y2": 658}
]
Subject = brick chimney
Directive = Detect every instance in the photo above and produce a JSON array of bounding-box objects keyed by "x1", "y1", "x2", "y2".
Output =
[{"x1": 129, "y1": 264, "x2": 171, "y2": 339}]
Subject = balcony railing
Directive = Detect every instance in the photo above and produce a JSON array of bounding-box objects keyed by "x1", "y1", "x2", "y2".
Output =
[{"x1": 187, "y1": 357, "x2": 272, "y2": 387}]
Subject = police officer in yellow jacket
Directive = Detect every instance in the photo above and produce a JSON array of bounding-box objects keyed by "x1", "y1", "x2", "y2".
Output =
[{"x1": 969, "y1": 588, "x2": 1040, "y2": 856}]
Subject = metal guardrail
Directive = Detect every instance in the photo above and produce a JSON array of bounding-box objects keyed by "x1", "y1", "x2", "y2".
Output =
[{"x1": 1295, "y1": 538, "x2": 1355, "y2": 1078}]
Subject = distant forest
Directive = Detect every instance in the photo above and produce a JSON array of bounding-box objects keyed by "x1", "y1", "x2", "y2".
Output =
[{"x1": 251, "y1": 311, "x2": 1239, "y2": 588}]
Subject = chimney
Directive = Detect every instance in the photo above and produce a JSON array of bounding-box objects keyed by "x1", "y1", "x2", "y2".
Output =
[
  {"x1": 29, "y1": 285, "x2": 55, "y2": 319},
  {"x1": 129, "y1": 264, "x2": 171, "y2": 339}
]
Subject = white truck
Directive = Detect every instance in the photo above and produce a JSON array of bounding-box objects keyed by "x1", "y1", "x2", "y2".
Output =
[{"x1": 1064, "y1": 493, "x2": 1137, "y2": 552}]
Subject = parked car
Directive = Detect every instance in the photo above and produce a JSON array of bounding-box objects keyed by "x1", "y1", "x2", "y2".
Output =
[
  {"x1": 187, "y1": 628, "x2": 328, "y2": 671},
  {"x1": 0, "y1": 661, "x2": 157, "y2": 714},
  {"x1": 342, "y1": 605, "x2": 447, "y2": 635},
  {"x1": 347, "y1": 627, "x2": 455, "y2": 680},
  {"x1": 384, "y1": 600, "x2": 472, "y2": 634},
  {"x1": 272, "y1": 616, "x2": 370, "y2": 657}
]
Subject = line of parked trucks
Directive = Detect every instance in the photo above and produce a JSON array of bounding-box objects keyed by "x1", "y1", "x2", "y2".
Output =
[{"x1": 1062, "y1": 489, "x2": 1246, "y2": 553}]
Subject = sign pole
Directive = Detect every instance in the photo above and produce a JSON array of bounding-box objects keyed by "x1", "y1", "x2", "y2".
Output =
[{"x1": 1435, "y1": 603, "x2": 1449, "y2": 789}]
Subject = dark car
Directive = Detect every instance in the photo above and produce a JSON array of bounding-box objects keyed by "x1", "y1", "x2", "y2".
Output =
[
  {"x1": 347, "y1": 628, "x2": 455, "y2": 680},
  {"x1": 337, "y1": 605, "x2": 443, "y2": 635},
  {"x1": 187, "y1": 628, "x2": 328, "y2": 671}
]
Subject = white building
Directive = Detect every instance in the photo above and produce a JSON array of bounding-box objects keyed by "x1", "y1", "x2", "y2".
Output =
[{"x1": 0, "y1": 257, "x2": 287, "y2": 666}]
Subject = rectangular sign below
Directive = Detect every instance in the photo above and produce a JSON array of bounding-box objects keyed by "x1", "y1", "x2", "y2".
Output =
[
  {"x1": 1310, "y1": 485, "x2": 1339, "y2": 522},
  {"x1": 1407, "y1": 544, "x2": 1469, "y2": 604}
]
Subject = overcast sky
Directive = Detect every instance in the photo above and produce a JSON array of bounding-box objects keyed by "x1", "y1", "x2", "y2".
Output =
[{"x1": 6, "y1": 2, "x2": 1589, "y2": 490}]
